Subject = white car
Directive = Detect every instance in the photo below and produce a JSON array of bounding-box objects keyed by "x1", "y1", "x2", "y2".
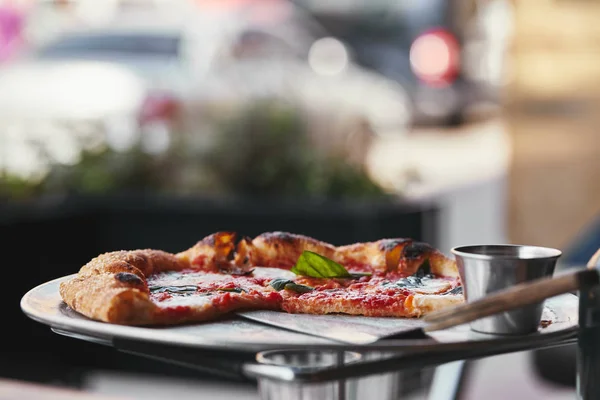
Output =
[{"x1": 0, "y1": 2, "x2": 412, "y2": 180}]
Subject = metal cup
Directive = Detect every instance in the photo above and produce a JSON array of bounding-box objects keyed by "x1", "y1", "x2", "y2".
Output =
[
  {"x1": 251, "y1": 349, "x2": 432, "y2": 400},
  {"x1": 451, "y1": 244, "x2": 562, "y2": 335},
  {"x1": 255, "y1": 349, "x2": 363, "y2": 400}
]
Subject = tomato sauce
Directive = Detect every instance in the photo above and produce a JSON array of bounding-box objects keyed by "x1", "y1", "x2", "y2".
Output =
[
  {"x1": 362, "y1": 294, "x2": 406, "y2": 310},
  {"x1": 212, "y1": 292, "x2": 234, "y2": 309},
  {"x1": 263, "y1": 291, "x2": 283, "y2": 303},
  {"x1": 153, "y1": 292, "x2": 172, "y2": 302},
  {"x1": 341, "y1": 260, "x2": 379, "y2": 274}
]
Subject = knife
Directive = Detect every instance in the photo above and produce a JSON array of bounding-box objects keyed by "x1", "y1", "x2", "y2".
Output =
[
  {"x1": 237, "y1": 311, "x2": 430, "y2": 344},
  {"x1": 238, "y1": 267, "x2": 599, "y2": 344}
]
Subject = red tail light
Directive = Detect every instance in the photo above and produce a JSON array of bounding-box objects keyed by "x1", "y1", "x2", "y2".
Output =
[
  {"x1": 410, "y1": 28, "x2": 460, "y2": 87},
  {"x1": 138, "y1": 93, "x2": 180, "y2": 125}
]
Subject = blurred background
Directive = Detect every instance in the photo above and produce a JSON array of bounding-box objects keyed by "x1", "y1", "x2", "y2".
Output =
[{"x1": 2, "y1": 0, "x2": 599, "y2": 399}]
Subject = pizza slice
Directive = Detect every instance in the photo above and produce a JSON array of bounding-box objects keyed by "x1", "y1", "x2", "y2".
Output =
[
  {"x1": 59, "y1": 231, "x2": 464, "y2": 326},
  {"x1": 272, "y1": 250, "x2": 462, "y2": 318},
  {"x1": 59, "y1": 248, "x2": 286, "y2": 325}
]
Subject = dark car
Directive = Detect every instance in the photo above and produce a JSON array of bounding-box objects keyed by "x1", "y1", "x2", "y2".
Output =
[{"x1": 291, "y1": 0, "x2": 512, "y2": 126}]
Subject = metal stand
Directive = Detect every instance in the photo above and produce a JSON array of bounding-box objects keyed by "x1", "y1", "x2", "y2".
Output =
[
  {"x1": 427, "y1": 361, "x2": 468, "y2": 400},
  {"x1": 427, "y1": 283, "x2": 600, "y2": 400},
  {"x1": 577, "y1": 284, "x2": 600, "y2": 400}
]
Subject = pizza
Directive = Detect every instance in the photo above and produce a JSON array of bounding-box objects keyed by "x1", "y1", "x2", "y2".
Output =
[{"x1": 59, "y1": 231, "x2": 464, "y2": 325}]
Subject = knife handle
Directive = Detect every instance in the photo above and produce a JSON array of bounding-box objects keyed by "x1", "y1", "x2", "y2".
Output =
[{"x1": 423, "y1": 268, "x2": 599, "y2": 333}]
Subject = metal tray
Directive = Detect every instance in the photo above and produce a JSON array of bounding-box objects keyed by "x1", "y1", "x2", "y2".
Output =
[{"x1": 21, "y1": 275, "x2": 579, "y2": 355}]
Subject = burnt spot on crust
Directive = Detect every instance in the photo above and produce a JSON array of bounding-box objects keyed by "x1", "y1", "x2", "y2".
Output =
[
  {"x1": 198, "y1": 232, "x2": 236, "y2": 247},
  {"x1": 258, "y1": 231, "x2": 298, "y2": 244},
  {"x1": 402, "y1": 242, "x2": 434, "y2": 260},
  {"x1": 378, "y1": 238, "x2": 411, "y2": 252},
  {"x1": 380, "y1": 239, "x2": 412, "y2": 272},
  {"x1": 256, "y1": 231, "x2": 331, "y2": 249},
  {"x1": 115, "y1": 272, "x2": 144, "y2": 285}
]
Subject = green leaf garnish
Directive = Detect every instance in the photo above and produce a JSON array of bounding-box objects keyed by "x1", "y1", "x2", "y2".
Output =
[
  {"x1": 149, "y1": 285, "x2": 198, "y2": 294},
  {"x1": 350, "y1": 272, "x2": 372, "y2": 278},
  {"x1": 269, "y1": 278, "x2": 294, "y2": 291},
  {"x1": 269, "y1": 278, "x2": 314, "y2": 293},
  {"x1": 283, "y1": 283, "x2": 314, "y2": 293},
  {"x1": 291, "y1": 251, "x2": 353, "y2": 278},
  {"x1": 216, "y1": 287, "x2": 247, "y2": 293}
]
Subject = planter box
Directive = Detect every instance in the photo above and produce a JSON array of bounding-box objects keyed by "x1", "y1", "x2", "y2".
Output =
[{"x1": 3, "y1": 193, "x2": 439, "y2": 386}]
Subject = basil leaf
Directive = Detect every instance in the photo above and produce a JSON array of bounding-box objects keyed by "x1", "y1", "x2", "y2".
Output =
[
  {"x1": 284, "y1": 283, "x2": 314, "y2": 293},
  {"x1": 350, "y1": 272, "x2": 372, "y2": 278},
  {"x1": 216, "y1": 287, "x2": 246, "y2": 293},
  {"x1": 149, "y1": 285, "x2": 198, "y2": 294},
  {"x1": 291, "y1": 251, "x2": 352, "y2": 278},
  {"x1": 269, "y1": 278, "x2": 314, "y2": 293},
  {"x1": 269, "y1": 278, "x2": 293, "y2": 291}
]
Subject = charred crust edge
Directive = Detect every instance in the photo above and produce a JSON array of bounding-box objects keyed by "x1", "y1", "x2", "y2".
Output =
[
  {"x1": 402, "y1": 242, "x2": 434, "y2": 260},
  {"x1": 378, "y1": 238, "x2": 412, "y2": 252},
  {"x1": 115, "y1": 272, "x2": 144, "y2": 285},
  {"x1": 257, "y1": 231, "x2": 315, "y2": 245}
]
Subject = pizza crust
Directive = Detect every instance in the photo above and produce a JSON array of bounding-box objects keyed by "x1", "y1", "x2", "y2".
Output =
[
  {"x1": 59, "y1": 249, "x2": 212, "y2": 325},
  {"x1": 59, "y1": 272, "x2": 157, "y2": 324},
  {"x1": 409, "y1": 293, "x2": 464, "y2": 317},
  {"x1": 59, "y1": 269, "x2": 269, "y2": 326},
  {"x1": 280, "y1": 292, "x2": 463, "y2": 318},
  {"x1": 429, "y1": 252, "x2": 461, "y2": 278},
  {"x1": 59, "y1": 249, "x2": 285, "y2": 325}
]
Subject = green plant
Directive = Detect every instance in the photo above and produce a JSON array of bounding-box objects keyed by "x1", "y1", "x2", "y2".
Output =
[
  {"x1": 0, "y1": 173, "x2": 40, "y2": 201},
  {"x1": 0, "y1": 98, "x2": 389, "y2": 201},
  {"x1": 0, "y1": 144, "x2": 168, "y2": 201},
  {"x1": 203, "y1": 99, "x2": 387, "y2": 199},
  {"x1": 39, "y1": 146, "x2": 164, "y2": 195}
]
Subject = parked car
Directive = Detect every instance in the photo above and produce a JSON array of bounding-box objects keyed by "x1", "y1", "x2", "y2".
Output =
[
  {"x1": 0, "y1": 1, "x2": 412, "y2": 182},
  {"x1": 291, "y1": 0, "x2": 513, "y2": 126}
]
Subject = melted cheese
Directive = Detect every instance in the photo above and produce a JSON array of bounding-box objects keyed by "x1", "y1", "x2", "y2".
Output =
[
  {"x1": 408, "y1": 278, "x2": 452, "y2": 294},
  {"x1": 251, "y1": 267, "x2": 296, "y2": 280},
  {"x1": 157, "y1": 294, "x2": 214, "y2": 308}
]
